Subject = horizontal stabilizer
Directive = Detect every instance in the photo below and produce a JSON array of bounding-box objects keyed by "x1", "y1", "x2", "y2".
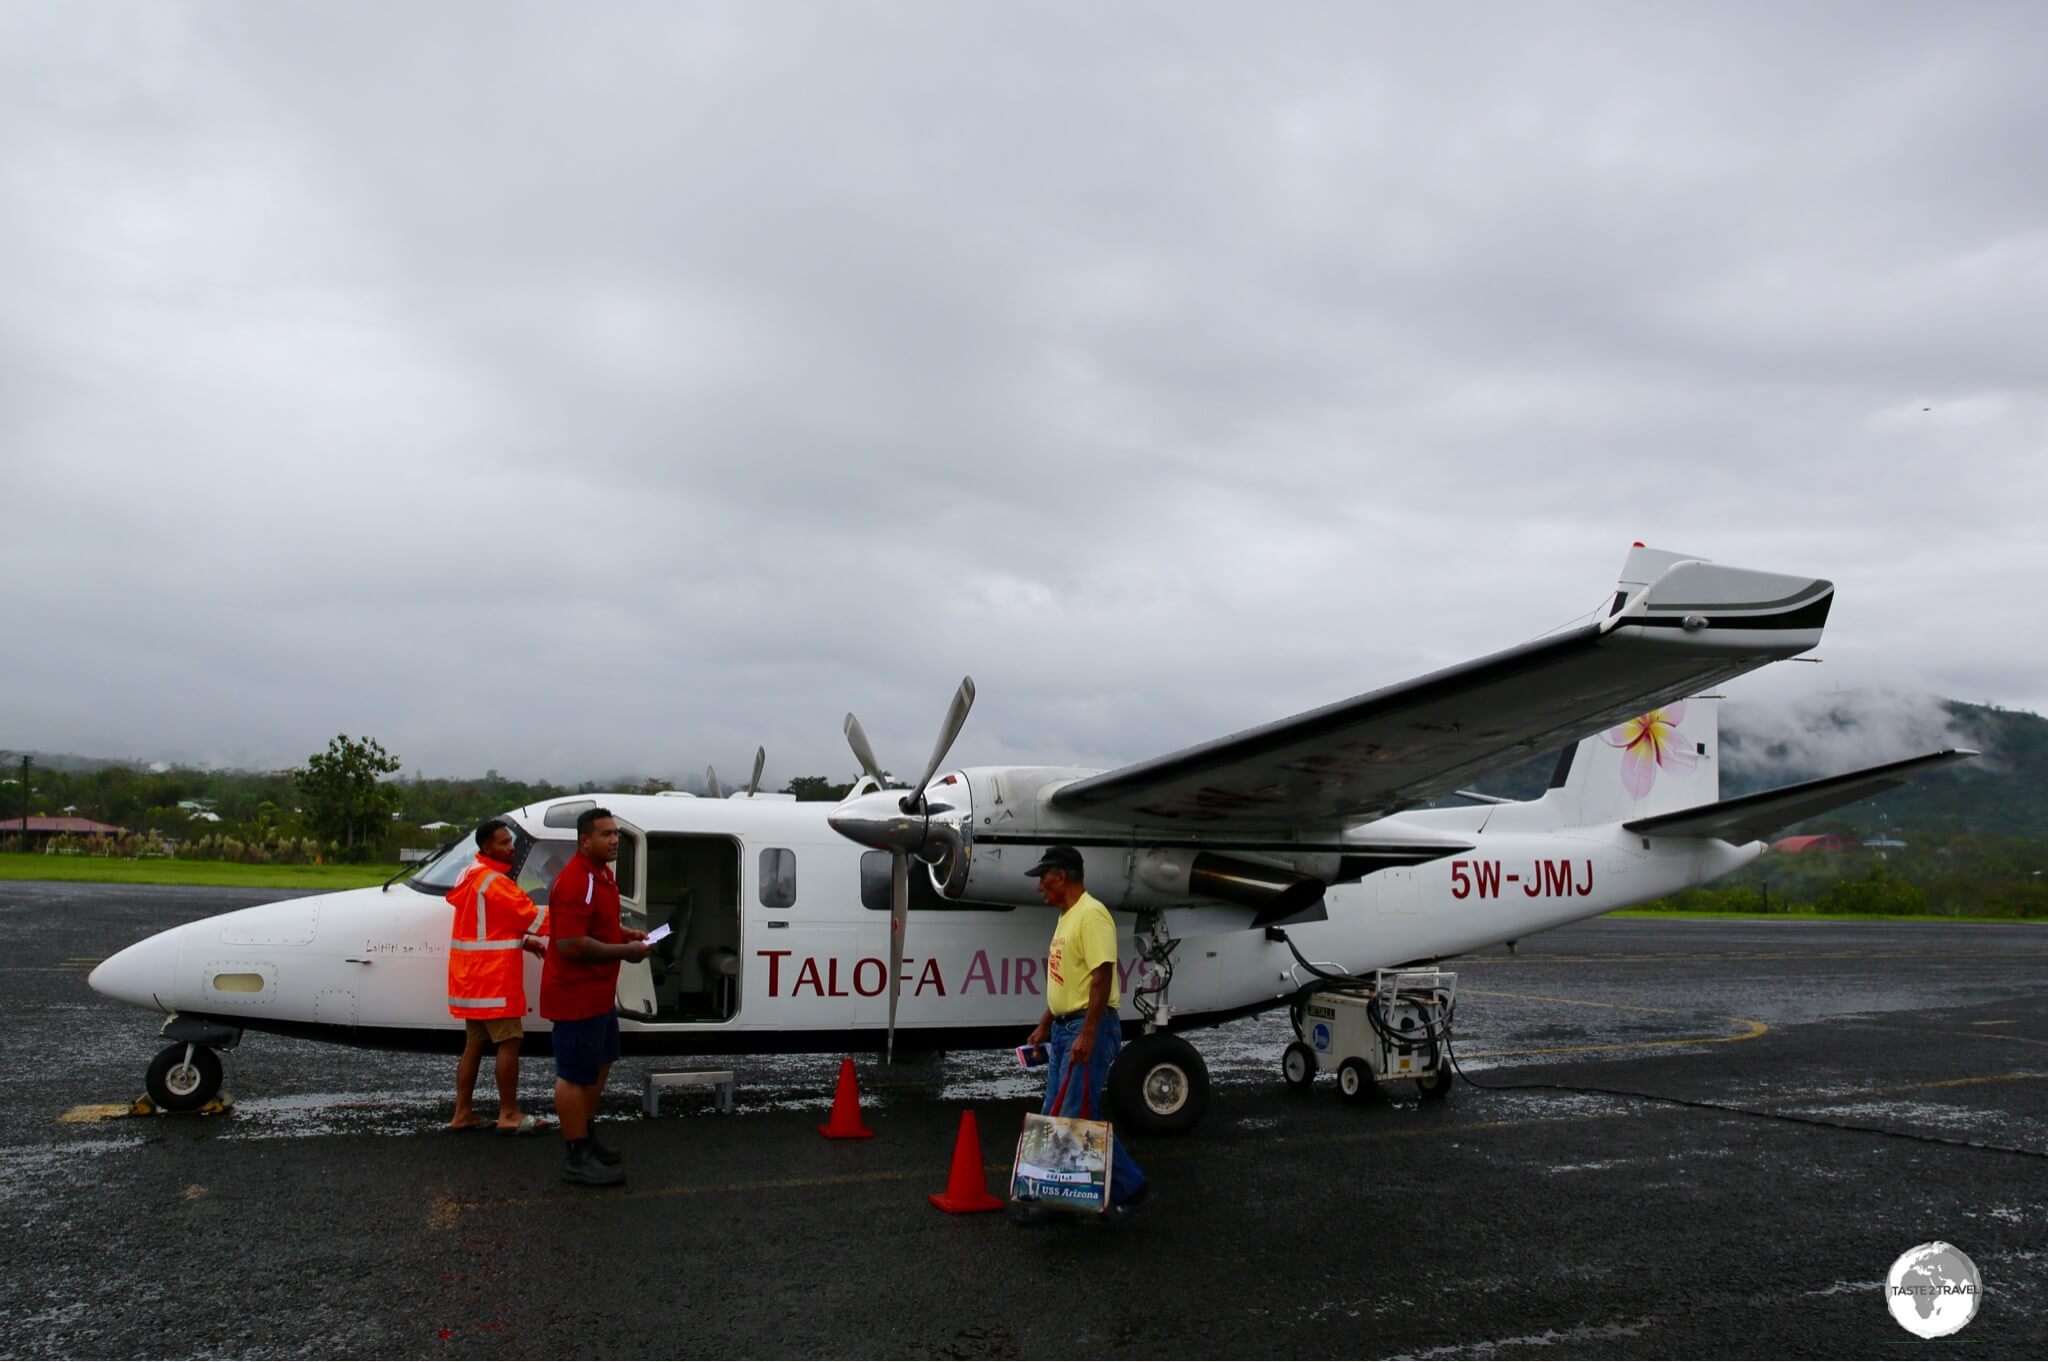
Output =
[{"x1": 1623, "y1": 749, "x2": 1977, "y2": 843}]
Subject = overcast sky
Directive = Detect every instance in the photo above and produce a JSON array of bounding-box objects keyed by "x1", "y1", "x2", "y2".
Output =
[{"x1": 3, "y1": 3, "x2": 2043, "y2": 786}]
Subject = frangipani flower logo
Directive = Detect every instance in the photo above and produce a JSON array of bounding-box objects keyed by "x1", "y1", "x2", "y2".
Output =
[{"x1": 1603, "y1": 702, "x2": 1696, "y2": 799}]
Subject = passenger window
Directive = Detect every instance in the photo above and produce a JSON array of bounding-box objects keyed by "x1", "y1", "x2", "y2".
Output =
[{"x1": 759, "y1": 848, "x2": 797, "y2": 908}]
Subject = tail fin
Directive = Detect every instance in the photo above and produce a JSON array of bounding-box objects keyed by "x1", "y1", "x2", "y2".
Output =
[
  {"x1": 1538, "y1": 695, "x2": 1720, "y2": 827},
  {"x1": 1538, "y1": 544, "x2": 1725, "y2": 827}
]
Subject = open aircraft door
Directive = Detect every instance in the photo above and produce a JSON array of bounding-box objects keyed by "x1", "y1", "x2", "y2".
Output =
[{"x1": 612, "y1": 816, "x2": 658, "y2": 1020}]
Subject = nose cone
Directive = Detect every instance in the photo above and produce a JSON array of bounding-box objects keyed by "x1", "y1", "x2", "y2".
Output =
[
  {"x1": 826, "y1": 790, "x2": 924, "y2": 853},
  {"x1": 88, "y1": 925, "x2": 181, "y2": 1010}
]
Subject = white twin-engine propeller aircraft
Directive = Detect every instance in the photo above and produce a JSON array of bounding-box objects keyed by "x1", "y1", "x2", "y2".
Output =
[{"x1": 90, "y1": 545, "x2": 1972, "y2": 1133}]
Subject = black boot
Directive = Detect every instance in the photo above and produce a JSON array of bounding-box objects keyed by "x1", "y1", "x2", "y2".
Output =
[
  {"x1": 563, "y1": 1139, "x2": 625, "y2": 1186},
  {"x1": 586, "y1": 1123, "x2": 624, "y2": 1167}
]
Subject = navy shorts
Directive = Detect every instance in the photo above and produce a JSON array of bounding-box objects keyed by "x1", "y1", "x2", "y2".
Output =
[{"x1": 550, "y1": 1009, "x2": 621, "y2": 1085}]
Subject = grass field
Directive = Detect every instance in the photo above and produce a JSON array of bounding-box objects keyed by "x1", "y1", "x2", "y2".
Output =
[
  {"x1": 1610, "y1": 906, "x2": 2042, "y2": 924},
  {"x1": 0, "y1": 854, "x2": 394, "y2": 890}
]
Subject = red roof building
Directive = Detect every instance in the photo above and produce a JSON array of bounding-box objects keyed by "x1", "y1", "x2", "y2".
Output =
[
  {"x1": 1770, "y1": 833, "x2": 1861, "y2": 854},
  {"x1": 4, "y1": 816, "x2": 128, "y2": 844}
]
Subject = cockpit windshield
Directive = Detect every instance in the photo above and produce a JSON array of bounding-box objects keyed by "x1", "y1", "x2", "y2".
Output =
[
  {"x1": 405, "y1": 836, "x2": 483, "y2": 894},
  {"x1": 404, "y1": 823, "x2": 578, "y2": 904}
]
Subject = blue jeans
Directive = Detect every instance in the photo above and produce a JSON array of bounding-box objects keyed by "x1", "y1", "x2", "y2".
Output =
[{"x1": 1043, "y1": 1013, "x2": 1147, "y2": 1205}]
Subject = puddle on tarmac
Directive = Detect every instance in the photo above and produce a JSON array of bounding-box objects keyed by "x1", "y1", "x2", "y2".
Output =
[
  {"x1": 0, "y1": 1140, "x2": 141, "y2": 1204},
  {"x1": 1545, "y1": 1146, "x2": 1738, "y2": 1175}
]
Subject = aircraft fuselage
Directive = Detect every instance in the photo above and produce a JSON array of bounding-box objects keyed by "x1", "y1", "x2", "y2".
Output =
[{"x1": 88, "y1": 791, "x2": 1756, "y2": 1055}]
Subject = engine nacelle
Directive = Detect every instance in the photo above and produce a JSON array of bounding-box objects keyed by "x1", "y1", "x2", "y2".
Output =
[
  {"x1": 928, "y1": 767, "x2": 1343, "y2": 920},
  {"x1": 1134, "y1": 846, "x2": 1332, "y2": 924}
]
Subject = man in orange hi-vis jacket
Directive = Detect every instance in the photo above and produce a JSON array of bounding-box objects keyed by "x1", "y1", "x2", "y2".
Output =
[{"x1": 445, "y1": 819, "x2": 553, "y2": 1134}]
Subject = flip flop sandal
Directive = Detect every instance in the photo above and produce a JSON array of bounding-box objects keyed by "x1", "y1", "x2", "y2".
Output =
[
  {"x1": 448, "y1": 1120, "x2": 487, "y2": 1133},
  {"x1": 496, "y1": 1115, "x2": 555, "y2": 1136}
]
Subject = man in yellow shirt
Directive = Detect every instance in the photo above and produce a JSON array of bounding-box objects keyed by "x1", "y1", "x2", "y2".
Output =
[{"x1": 1021, "y1": 845, "x2": 1149, "y2": 1219}]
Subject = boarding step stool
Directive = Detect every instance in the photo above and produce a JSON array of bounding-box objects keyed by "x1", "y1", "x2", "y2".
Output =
[{"x1": 642, "y1": 1067, "x2": 737, "y2": 1117}]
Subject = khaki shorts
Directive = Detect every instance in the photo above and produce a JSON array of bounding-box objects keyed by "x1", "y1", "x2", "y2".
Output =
[{"x1": 465, "y1": 1017, "x2": 524, "y2": 1045}]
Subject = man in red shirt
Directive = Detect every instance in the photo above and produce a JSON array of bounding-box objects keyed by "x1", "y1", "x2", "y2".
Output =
[{"x1": 541, "y1": 807, "x2": 650, "y2": 1186}]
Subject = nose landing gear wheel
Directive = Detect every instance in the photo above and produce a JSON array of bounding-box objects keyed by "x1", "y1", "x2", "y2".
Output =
[
  {"x1": 1282, "y1": 1041, "x2": 1317, "y2": 1088},
  {"x1": 146, "y1": 1042, "x2": 224, "y2": 1112}
]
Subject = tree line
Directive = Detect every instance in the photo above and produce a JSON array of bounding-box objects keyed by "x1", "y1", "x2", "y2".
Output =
[
  {"x1": 1638, "y1": 835, "x2": 2048, "y2": 919},
  {"x1": 0, "y1": 737, "x2": 870, "y2": 864}
]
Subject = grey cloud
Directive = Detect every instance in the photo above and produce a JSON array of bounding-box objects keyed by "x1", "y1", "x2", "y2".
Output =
[
  {"x1": 1722, "y1": 689, "x2": 1984, "y2": 783},
  {"x1": 3, "y1": 3, "x2": 2045, "y2": 785}
]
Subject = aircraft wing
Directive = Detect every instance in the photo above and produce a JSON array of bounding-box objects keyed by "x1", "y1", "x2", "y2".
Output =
[
  {"x1": 1623, "y1": 749, "x2": 1976, "y2": 843},
  {"x1": 1049, "y1": 558, "x2": 1834, "y2": 830}
]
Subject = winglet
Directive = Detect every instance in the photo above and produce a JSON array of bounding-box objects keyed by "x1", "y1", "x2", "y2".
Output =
[{"x1": 1600, "y1": 557, "x2": 1833, "y2": 655}]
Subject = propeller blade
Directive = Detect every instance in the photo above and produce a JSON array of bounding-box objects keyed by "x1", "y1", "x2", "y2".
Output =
[
  {"x1": 747, "y1": 746, "x2": 765, "y2": 797},
  {"x1": 909, "y1": 675, "x2": 977, "y2": 799},
  {"x1": 843, "y1": 712, "x2": 887, "y2": 787},
  {"x1": 706, "y1": 765, "x2": 723, "y2": 800},
  {"x1": 886, "y1": 850, "x2": 908, "y2": 1063}
]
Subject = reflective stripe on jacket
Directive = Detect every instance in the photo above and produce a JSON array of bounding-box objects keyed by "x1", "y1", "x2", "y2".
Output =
[{"x1": 445, "y1": 855, "x2": 542, "y2": 1019}]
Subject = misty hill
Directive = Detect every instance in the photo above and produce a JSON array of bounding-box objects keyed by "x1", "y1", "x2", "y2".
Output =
[
  {"x1": 0, "y1": 750, "x2": 145, "y2": 775},
  {"x1": 1464, "y1": 694, "x2": 2047, "y2": 843}
]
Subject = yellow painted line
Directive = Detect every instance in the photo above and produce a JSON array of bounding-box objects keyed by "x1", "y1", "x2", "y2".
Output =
[
  {"x1": 58, "y1": 1103, "x2": 131, "y2": 1124},
  {"x1": 1764, "y1": 1072, "x2": 2046, "y2": 1106},
  {"x1": 428, "y1": 1064, "x2": 2048, "y2": 1228},
  {"x1": 426, "y1": 1192, "x2": 463, "y2": 1231},
  {"x1": 427, "y1": 1110, "x2": 1636, "y2": 1227},
  {"x1": 1456, "y1": 987, "x2": 1768, "y2": 1058},
  {"x1": 1929, "y1": 1027, "x2": 2048, "y2": 1049},
  {"x1": 1843, "y1": 1020, "x2": 2048, "y2": 1050},
  {"x1": 1467, "y1": 987, "x2": 1739, "y2": 1015},
  {"x1": 1970, "y1": 1020, "x2": 2016, "y2": 1027},
  {"x1": 431, "y1": 1167, "x2": 930, "y2": 1222},
  {"x1": 1245, "y1": 1111, "x2": 1630, "y2": 1154}
]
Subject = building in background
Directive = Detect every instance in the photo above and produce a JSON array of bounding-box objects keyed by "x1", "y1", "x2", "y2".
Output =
[
  {"x1": 5, "y1": 816, "x2": 129, "y2": 847},
  {"x1": 1770, "y1": 833, "x2": 1861, "y2": 854}
]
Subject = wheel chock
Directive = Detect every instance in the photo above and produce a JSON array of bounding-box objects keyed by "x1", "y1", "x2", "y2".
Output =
[{"x1": 126, "y1": 1092, "x2": 235, "y2": 1118}]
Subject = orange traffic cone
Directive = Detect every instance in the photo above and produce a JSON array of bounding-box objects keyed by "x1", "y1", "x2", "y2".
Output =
[
  {"x1": 817, "y1": 1056, "x2": 875, "y2": 1139},
  {"x1": 928, "y1": 1109, "x2": 1004, "y2": 1213}
]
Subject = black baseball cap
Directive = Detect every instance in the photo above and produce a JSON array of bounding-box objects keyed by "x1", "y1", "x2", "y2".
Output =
[{"x1": 1025, "y1": 845, "x2": 1085, "y2": 878}]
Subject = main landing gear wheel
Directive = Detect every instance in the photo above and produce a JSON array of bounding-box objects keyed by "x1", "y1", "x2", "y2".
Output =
[
  {"x1": 146, "y1": 1042, "x2": 223, "y2": 1112},
  {"x1": 1282, "y1": 1041, "x2": 1317, "y2": 1088},
  {"x1": 1108, "y1": 1031, "x2": 1209, "y2": 1135},
  {"x1": 1337, "y1": 1057, "x2": 1372, "y2": 1102}
]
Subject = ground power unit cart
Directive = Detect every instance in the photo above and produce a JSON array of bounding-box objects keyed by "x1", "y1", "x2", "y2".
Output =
[{"x1": 1282, "y1": 968, "x2": 1458, "y2": 1101}]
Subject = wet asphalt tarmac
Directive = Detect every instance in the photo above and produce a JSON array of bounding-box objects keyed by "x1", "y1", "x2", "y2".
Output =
[{"x1": 4, "y1": 882, "x2": 2045, "y2": 1359}]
